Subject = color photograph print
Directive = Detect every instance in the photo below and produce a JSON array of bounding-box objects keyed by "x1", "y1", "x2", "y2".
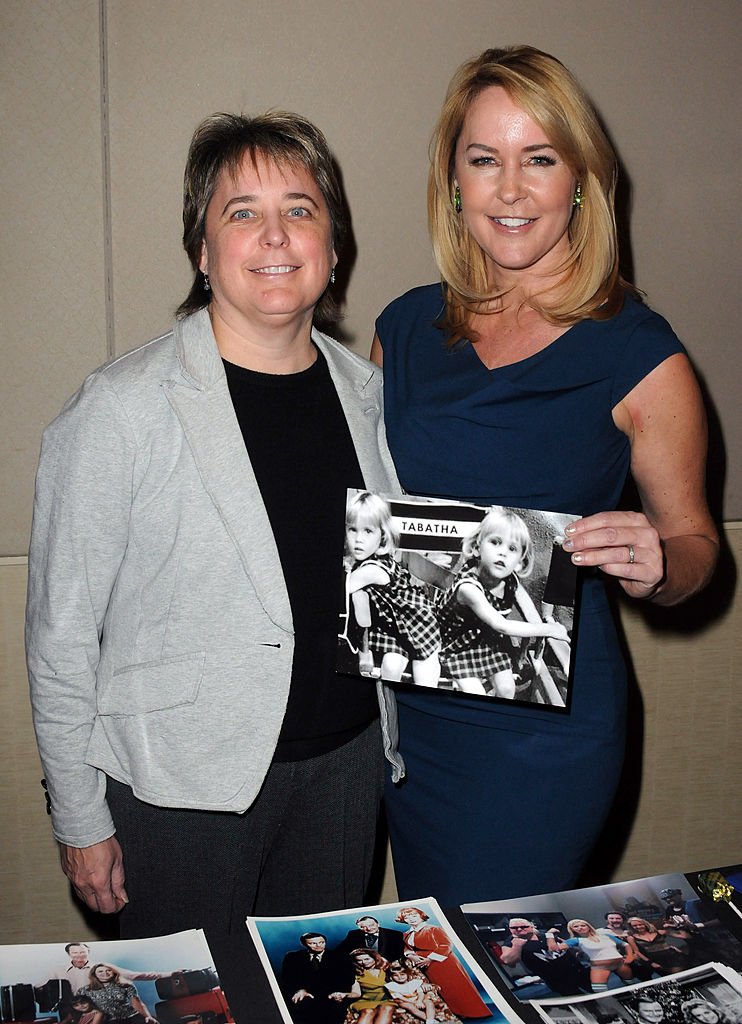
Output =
[
  {"x1": 462, "y1": 872, "x2": 742, "y2": 1003},
  {"x1": 337, "y1": 489, "x2": 579, "y2": 710},
  {"x1": 531, "y1": 964, "x2": 742, "y2": 1024},
  {"x1": 0, "y1": 930, "x2": 233, "y2": 1022},
  {"x1": 246, "y1": 896, "x2": 520, "y2": 1024}
]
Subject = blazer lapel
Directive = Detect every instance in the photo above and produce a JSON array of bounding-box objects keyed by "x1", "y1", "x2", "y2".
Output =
[
  {"x1": 315, "y1": 330, "x2": 402, "y2": 495},
  {"x1": 162, "y1": 314, "x2": 398, "y2": 634},
  {"x1": 165, "y1": 312, "x2": 293, "y2": 633}
]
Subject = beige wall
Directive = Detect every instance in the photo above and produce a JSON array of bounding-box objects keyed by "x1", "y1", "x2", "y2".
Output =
[
  {"x1": 2, "y1": 529, "x2": 741, "y2": 941},
  {"x1": 2, "y1": 0, "x2": 741, "y2": 555},
  {"x1": 2, "y1": 1, "x2": 109, "y2": 554}
]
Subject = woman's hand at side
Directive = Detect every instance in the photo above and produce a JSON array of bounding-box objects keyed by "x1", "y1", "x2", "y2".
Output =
[
  {"x1": 59, "y1": 835, "x2": 128, "y2": 913},
  {"x1": 563, "y1": 354, "x2": 718, "y2": 605}
]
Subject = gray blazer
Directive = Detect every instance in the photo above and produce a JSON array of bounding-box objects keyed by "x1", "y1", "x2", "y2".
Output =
[{"x1": 26, "y1": 309, "x2": 404, "y2": 847}]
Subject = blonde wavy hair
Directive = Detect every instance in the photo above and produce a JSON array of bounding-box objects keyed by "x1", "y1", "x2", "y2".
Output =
[
  {"x1": 567, "y1": 919, "x2": 600, "y2": 940},
  {"x1": 428, "y1": 45, "x2": 628, "y2": 342}
]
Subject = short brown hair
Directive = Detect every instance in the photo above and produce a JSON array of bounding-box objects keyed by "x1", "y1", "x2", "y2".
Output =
[
  {"x1": 176, "y1": 111, "x2": 347, "y2": 323},
  {"x1": 428, "y1": 45, "x2": 626, "y2": 341}
]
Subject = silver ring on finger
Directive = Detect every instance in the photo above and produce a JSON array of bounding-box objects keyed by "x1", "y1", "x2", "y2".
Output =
[{"x1": 627, "y1": 543, "x2": 635, "y2": 564}]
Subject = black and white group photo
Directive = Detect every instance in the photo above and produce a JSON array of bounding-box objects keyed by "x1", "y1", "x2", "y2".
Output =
[
  {"x1": 338, "y1": 489, "x2": 579, "y2": 709},
  {"x1": 533, "y1": 964, "x2": 742, "y2": 1024}
]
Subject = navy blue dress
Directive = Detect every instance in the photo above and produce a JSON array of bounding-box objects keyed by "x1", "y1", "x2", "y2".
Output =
[{"x1": 376, "y1": 284, "x2": 684, "y2": 905}]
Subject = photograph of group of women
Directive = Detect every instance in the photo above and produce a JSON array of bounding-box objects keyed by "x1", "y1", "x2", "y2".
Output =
[
  {"x1": 533, "y1": 965, "x2": 742, "y2": 1024},
  {"x1": 0, "y1": 931, "x2": 226, "y2": 1024},
  {"x1": 248, "y1": 898, "x2": 508, "y2": 1024},
  {"x1": 338, "y1": 489, "x2": 578, "y2": 708},
  {"x1": 463, "y1": 872, "x2": 742, "y2": 1003}
]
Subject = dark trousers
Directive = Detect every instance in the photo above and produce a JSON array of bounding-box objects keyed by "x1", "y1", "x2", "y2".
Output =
[{"x1": 108, "y1": 719, "x2": 384, "y2": 937}]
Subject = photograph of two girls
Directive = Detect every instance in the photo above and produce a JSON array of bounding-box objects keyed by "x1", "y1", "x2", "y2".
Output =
[{"x1": 338, "y1": 489, "x2": 578, "y2": 708}]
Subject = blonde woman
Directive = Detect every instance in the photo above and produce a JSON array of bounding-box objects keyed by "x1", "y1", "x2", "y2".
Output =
[
  {"x1": 546, "y1": 920, "x2": 631, "y2": 992},
  {"x1": 372, "y1": 44, "x2": 717, "y2": 906},
  {"x1": 626, "y1": 917, "x2": 690, "y2": 975},
  {"x1": 341, "y1": 950, "x2": 394, "y2": 1024}
]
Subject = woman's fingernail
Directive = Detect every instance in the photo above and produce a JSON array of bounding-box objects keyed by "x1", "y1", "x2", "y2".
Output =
[
  {"x1": 563, "y1": 539, "x2": 573, "y2": 550},
  {"x1": 565, "y1": 524, "x2": 576, "y2": 534},
  {"x1": 571, "y1": 553, "x2": 583, "y2": 564}
]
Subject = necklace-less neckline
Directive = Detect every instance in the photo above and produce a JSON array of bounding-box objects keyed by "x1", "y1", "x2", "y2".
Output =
[{"x1": 464, "y1": 318, "x2": 582, "y2": 374}]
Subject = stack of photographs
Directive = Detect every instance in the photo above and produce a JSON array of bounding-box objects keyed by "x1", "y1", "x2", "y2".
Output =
[
  {"x1": 246, "y1": 865, "x2": 742, "y2": 1024},
  {"x1": 4, "y1": 866, "x2": 741, "y2": 1024},
  {"x1": 460, "y1": 867, "x2": 742, "y2": 1024}
]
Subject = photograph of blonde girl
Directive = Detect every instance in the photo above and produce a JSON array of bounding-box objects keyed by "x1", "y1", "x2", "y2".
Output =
[
  {"x1": 342, "y1": 490, "x2": 441, "y2": 687},
  {"x1": 437, "y1": 506, "x2": 569, "y2": 697}
]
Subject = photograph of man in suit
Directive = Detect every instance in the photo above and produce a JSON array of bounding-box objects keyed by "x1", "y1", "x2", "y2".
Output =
[
  {"x1": 280, "y1": 933, "x2": 353, "y2": 1024},
  {"x1": 338, "y1": 915, "x2": 404, "y2": 961}
]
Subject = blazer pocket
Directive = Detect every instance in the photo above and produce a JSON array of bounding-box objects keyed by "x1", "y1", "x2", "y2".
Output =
[{"x1": 99, "y1": 652, "x2": 206, "y2": 715}]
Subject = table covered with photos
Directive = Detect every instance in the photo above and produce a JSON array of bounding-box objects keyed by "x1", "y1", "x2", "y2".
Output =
[{"x1": 2, "y1": 867, "x2": 741, "y2": 1024}]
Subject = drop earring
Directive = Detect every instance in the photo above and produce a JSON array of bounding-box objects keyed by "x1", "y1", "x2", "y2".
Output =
[
  {"x1": 203, "y1": 272, "x2": 210, "y2": 291},
  {"x1": 330, "y1": 268, "x2": 336, "y2": 285},
  {"x1": 573, "y1": 183, "x2": 583, "y2": 208},
  {"x1": 453, "y1": 185, "x2": 462, "y2": 214}
]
